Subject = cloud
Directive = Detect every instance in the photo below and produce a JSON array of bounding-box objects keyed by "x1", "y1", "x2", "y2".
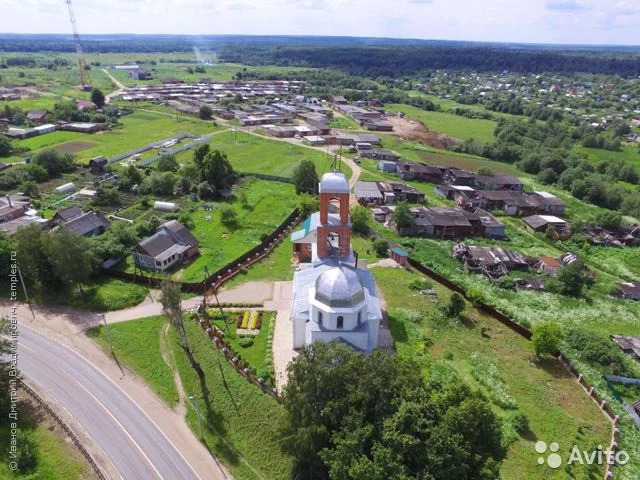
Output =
[
  {"x1": 409, "y1": 0, "x2": 434, "y2": 3},
  {"x1": 545, "y1": 0, "x2": 587, "y2": 11}
]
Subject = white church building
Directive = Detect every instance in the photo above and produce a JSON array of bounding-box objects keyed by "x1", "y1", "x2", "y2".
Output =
[{"x1": 290, "y1": 172, "x2": 382, "y2": 353}]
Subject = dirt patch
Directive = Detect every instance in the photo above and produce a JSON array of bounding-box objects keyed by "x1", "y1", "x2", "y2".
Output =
[
  {"x1": 54, "y1": 141, "x2": 96, "y2": 154},
  {"x1": 387, "y1": 116, "x2": 457, "y2": 149}
]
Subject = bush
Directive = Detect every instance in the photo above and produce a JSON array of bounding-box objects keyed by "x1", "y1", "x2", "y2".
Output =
[
  {"x1": 510, "y1": 411, "x2": 529, "y2": 434},
  {"x1": 565, "y1": 328, "x2": 629, "y2": 374},
  {"x1": 408, "y1": 277, "x2": 433, "y2": 291},
  {"x1": 239, "y1": 337, "x2": 254, "y2": 348},
  {"x1": 531, "y1": 322, "x2": 563, "y2": 358},
  {"x1": 373, "y1": 238, "x2": 389, "y2": 257},
  {"x1": 220, "y1": 205, "x2": 238, "y2": 227}
]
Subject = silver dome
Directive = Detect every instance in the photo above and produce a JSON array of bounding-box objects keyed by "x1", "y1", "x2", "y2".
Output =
[
  {"x1": 314, "y1": 266, "x2": 365, "y2": 307},
  {"x1": 319, "y1": 172, "x2": 350, "y2": 194}
]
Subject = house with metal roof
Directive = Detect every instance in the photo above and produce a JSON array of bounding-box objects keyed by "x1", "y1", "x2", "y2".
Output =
[
  {"x1": 61, "y1": 210, "x2": 110, "y2": 237},
  {"x1": 133, "y1": 220, "x2": 199, "y2": 271}
]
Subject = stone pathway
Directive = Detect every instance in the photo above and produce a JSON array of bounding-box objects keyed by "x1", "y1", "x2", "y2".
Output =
[{"x1": 264, "y1": 281, "x2": 297, "y2": 393}]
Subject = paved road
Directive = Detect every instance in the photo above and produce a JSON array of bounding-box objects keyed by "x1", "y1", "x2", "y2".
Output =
[{"x1": 18, "y1": 323, "x2": 201, "y2": 480}]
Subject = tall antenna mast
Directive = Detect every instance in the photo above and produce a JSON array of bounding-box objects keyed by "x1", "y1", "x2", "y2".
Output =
[{"x1": 65, "y1": 0, "x2": 91, "y2": 90}]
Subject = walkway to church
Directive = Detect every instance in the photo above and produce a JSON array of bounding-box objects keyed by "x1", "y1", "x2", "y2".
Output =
[{"x1": 265, "y1": 281, "x2": 298, "y2": 393}]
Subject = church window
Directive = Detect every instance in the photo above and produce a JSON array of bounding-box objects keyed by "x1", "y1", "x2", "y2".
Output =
[{"x1": 337, "y1": 316, "x2": 344, "y2": 329}]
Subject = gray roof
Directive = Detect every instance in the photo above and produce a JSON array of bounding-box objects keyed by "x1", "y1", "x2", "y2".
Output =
[
  {"x1": 414, "y1": 207, "x2": 472, "y2": 227},
  {"x1": 161, "y1": 220, "x2": 198, "y2": 248},
  {"x1": 137, "y1": 220, "x2": 198, "y2": 259},
  {"x1": 54, "y1": 205, "x2": 84, "y2": 222},
  {"x1": 315, "y1": 266, "x2": 365, "y2": 308},
  {"x1": 355, "y1": 181, "x2": 383, "y2": 200},
  {"x1": 292, "y1": 261, "x2": 382, "y2": 322},
  {"x1": 62, "y1": 211, "x2": 110, "y2": 236}
]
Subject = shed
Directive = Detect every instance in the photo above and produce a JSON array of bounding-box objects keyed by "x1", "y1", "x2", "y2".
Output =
[{"x1": 389, "y1": 246, "x2": 408, "y2": 266}]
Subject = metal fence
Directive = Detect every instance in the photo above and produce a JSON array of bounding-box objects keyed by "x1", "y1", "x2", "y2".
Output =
[
  {"x1": 107, "y1": 133, "x2": 197, "y2": 164},
  {"x1": 20, "y1": 381, "x2": 107, "y2": 480},
  {"x1": 138, "y1": 135, "x2": 212, "y2": 167}
]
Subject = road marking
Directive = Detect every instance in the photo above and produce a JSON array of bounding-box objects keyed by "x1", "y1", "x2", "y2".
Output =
[
  {"x1": 20, "y1": 341, "x2": 162, "y2": 480},
  {"x1": 19, "y1": 323, "x2": 204, "y2": 480}
]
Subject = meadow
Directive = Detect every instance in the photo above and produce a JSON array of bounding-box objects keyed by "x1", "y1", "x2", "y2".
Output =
[
  {"x1": 175, "y1": 129, "x2": 350, "y2": 178},
  {"x1": 13, "y1": 110, "x2": 218, "y2": 165},
  {"x1": 385, "y1": 103, "x2": 498, "y2": 142},
  {"x1": 370, "y1": 265, "x2": 612, "y2": 480}
]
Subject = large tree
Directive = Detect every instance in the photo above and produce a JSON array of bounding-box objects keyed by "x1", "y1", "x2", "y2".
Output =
[
  {"x1": 393, "y1": 202, "x2": 412, "y2": 229},
  {"x1": 292, "y1": 160, "x2": 319, "y2": 195},
  {"x1": 198, "y1": 149, "x2": 236, "y2": 194},
  {"x1": 281, "y1": 342, "x2": 503, "y2": 480},
  {"x1": 90, "y1": 88, "x2": 106, "y2": 109},
  {"x1": 44, "y1": 229, "x2": 94, "y2": 290},
  {"x1": 32, "y1": 150, "x2": 75, "y2": 177},
  {"x1": 350, "y1": 206, "x2": 370, "y2": 234}
]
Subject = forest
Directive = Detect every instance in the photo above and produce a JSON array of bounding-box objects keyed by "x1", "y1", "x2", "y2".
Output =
[{"x1": 2, "y1": 34, "x2": 640, "y2": 76}]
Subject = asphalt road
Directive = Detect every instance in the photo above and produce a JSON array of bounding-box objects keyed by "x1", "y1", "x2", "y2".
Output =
[{"x1": 18, "y1": 323, "x2": 201, "y2": 480}]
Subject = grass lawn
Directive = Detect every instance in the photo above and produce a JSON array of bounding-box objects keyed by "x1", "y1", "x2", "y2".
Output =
[
  {"x1": 0, "y1": 396, "x2": 96, "y2": 480},
  {"x1": 176, "y1": 178, "x2": 299, "y2": 283},
  {"x1": 13, "y1": 111, "x2": 218, "y2": 165},
  {"x1": 70, "y1": 276, "x2": 148, "y2": 312},
  {"x1": 386, "y1": 103, "x2": 498, "y2": 143},
  {"x1": 88, "y1": 315, "x2": 180, "y2": 407},
  {"x1": 209, "y1": 311, "x2": 276, "y2": 384},
  {"x1": 573, "y1": 144, "x2": 640, "y2": 170},
  {"x1": 176, "y1": 130, "x2": 349, "y2": 179},
  {"x1": 224, "y1": 237, "x2": 295, "y2": 288},
  {"x1": 371, "y1": 266, "x2": 611, "y2": 480},
  {"x1": 90, "y1": 313, "x2": 291, "y2": 480}
]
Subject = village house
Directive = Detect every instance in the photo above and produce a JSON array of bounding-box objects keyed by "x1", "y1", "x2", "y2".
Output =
[
  {"x1": 435, "y1": 184, "x2": 476, "y2": 200},
  {"x1": 453, "y1": 243, "x2": 529, "y2": 278},
  {"x1": 398, "y1": 206, "x2": 504, "y2": 239},
  {"x1": 378, "y1": 160, "x2": 398, "y2": 173},
  {"x1": 133, "y1": 220, "x2": 199, "y2": 271},
  {"x1": 0, "y1": 195, "x2": 29, "y2": 223},
  {"x1": 26, "y1": 109, "x2": 48, "y2": 124},
  {"x1": 397, "y1": 162, "x2": 443, "y2": 182},
  {"x1": 76, "y1": 100, "x2": 97, "y2": 112},
  {"x1": 474, "y1": 173, "x2": 523, "y2": 191},
  {"x1": 522, "y1": 214, "x2": 570, "y2": 237},
  {"x1": 442, "y1": 168, "x2": 477, "y2": 186},
  {"x1": 59, "y1": 210, "x2": 110, "y2": 237}
]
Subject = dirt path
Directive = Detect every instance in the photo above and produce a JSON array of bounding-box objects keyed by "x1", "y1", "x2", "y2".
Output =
[
  {"x1": 104, "y1": 281, "x2": 275, "y2": 324},
  {"x1": 101, "y1": 68, "x2": 125, "y2": 104}
]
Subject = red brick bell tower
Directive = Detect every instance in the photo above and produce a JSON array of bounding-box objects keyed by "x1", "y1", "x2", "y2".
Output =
[{"x1": 316, "y1": 172, "x2": 351, "y2": 259}]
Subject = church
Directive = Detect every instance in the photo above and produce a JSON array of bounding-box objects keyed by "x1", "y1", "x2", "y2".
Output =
[{"x1": 290, "y1": 171, "x2": 382, "y2": 353}]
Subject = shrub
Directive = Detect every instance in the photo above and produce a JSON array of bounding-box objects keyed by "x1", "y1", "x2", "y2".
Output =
[
  {"x1": 220, "y1": 205, "x2": 238, "y2": 228},
  {"x1": 565, "y1": 328, "x2": 629, "y2": 374},
  {"x1": 373, "y1": 238, "x2": 389, "y2": 257},
  {"x1": 531, "y1": 322, "x2": 563, "y2": 358},
  {"x1": 239, "y1": 337, "x2": 254, "y2": 348},
  {"x1": 510, "y1": 411, "x2": 529, "y2": 434},
  {"x1": 408, "y1": 278, "x2": 433, "y2": 291},
  {"x1": 443, "y1": 351, "x2": 454, "y2": 360}
]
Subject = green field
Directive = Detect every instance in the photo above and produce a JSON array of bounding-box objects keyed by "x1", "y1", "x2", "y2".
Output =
[
  {"x1": 386, "y1": 103, "x2": 498, "y2": 142},
  {"x1": 176, "y1": 130, "x2": 350, "y2": 178},
  {"x1": 11, "y1": 110, "x2": 218, "y2": 165},
  {"x1": 371, "y1": 266, "x2": 611, "y2": 480},
  {"x1": 224, "y1": 237, "x2": 295, "y2": 288},
  {"x1": 573, "y1": 144, "x2": 640, "y2": 169},
  {"x1": 91, "y1": 314, "x2": 291, "y2": 480}
]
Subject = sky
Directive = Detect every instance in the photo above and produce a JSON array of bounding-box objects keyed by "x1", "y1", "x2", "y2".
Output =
[{"x1": 3, "y1": 0, "x2": 640, "y2": 46}]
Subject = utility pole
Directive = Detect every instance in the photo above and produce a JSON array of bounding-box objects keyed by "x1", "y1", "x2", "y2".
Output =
[
  {"x1": 189, "y1": 395, "x2": 203, "y2": 440},
  {"x1": 201, "y1": 266, "x2": 209, "y2": 314},
  {"x1": 15, "y1": 264, "x2": 35, "y2": 319}
]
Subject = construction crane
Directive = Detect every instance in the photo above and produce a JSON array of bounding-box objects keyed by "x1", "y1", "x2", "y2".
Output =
[{"x1": 64, "y1": 0, "x2": 91, "y2": 91}]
